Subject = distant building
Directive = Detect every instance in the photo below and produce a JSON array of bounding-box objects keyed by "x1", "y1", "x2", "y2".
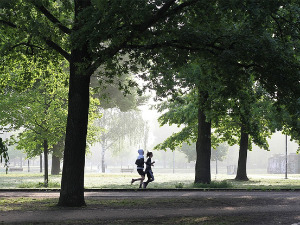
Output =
[{"x1": 268, "y1": 153, "x2": 300, "y2": 174}]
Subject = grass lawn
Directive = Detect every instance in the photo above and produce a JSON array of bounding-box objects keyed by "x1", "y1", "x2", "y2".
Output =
[{"x1": 0, "y1": 171, "x2": 300, "y2": 189}]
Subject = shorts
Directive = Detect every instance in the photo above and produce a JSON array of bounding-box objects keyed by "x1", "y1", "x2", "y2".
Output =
[{"x1": 137, "y1": 169, "x2": 145, "y2": 176}]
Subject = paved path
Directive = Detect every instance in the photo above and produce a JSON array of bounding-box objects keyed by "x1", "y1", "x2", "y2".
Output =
[
  {"x1": 1, "y1": 190, "x2": 300, "y2": 224},
  {"x1": 1, "y1": 189, "x2": 299, "y2": 198}
]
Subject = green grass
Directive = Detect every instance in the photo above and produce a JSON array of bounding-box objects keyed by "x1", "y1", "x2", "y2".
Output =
[
  {"x1": 192, "y1": 180, "x2": 233, "y2": 189},
  {"x1": 1, "y1": 172, "x2": 300, "y2": 189},
  {"x1": 0, "y1": 197, "x2": 58, "y2": 211},
  {"x1": 18, "y1": 181, "x2": 61, "y2": 188}
]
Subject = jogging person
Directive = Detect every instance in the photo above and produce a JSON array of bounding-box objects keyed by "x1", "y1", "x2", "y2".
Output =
[
  {"x1": 143, "y1": 151, "x2": 155, "y2": 188},
  {"x1": 131, "y1": 149, "x2": 145, "y2": 188}
]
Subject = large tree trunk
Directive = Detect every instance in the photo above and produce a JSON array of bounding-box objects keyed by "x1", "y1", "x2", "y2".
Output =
[
  {"x1": 51, "y1": 144, "x2": 61, "y2": 175},
  {"x1": 58, "y1": 72, "x2": 90, "y2": 206},
  {"x1": 58, "y1": 71, "x2": 90, "y2": 206},
  {"x1": 58, "y1": 0, "x2": 92, "y2": 207},
  {"x1": 43, "y1": 140, "x2": 49, "y2": 187},
  {"x1": 235, "y1": 124, "x2": 249, "y2": 181},
  {"x1": 195, "y1": 92, "x2": 211, "y2": 184}
]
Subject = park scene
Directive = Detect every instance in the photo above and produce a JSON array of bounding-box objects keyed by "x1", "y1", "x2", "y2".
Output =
[{"x1": 0, "y1": 1, "x2": 300, "y2": 224}]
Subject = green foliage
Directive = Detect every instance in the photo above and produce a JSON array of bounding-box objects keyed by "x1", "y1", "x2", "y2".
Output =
[
  {"x1": 0, "y1": 61, "x2": 101, "y2": 157},
  {"x1": 91, "y1": 73, "x2": 148, "y2": 112},
  {"x1": 175, "y1": 182, "x2": 184, "y2": 189},
  {"x1": 0, "y1": 63, "x2": 69, "y2": 157},
  {"x1": 0, "y1": 137, "x2": 9, "y2": 173},
  {"x1": 142, "y1": 0, "x2": 299, "y2": 146}
]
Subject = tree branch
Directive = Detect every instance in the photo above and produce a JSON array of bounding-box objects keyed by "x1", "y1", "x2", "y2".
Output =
[
  {"x1": 31, "y1": 2, "x2": 71, "y2": 34},
  {"x1": 133, "y1": 0, "x2": 176, "y2": 32},
  {"x1": 123, "y1": 41, "x2": 217, "y2": 55},
  {"x1": 88, "y1": 0, "x2": 199, "y2": 77},
  {"x1": 1, "y1": 17, "x2": 70, "y2": 60},
  {"x1": 43, "y1": 38, "x2": 70, "y2": 61},
  {"x1": 10, "y1": 42, "x2": 44, "y2": 51},
  {"x1": 0, "y1": 19, "x2": 17, "y2": 28},
  {"x1": 165, "y1": 0, "x2": 199, "y2": 17}
]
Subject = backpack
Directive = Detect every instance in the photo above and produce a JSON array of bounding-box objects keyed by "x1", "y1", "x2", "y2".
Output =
[{"x1": 135, "y1": 158, "x2": 144, "y2": 167}]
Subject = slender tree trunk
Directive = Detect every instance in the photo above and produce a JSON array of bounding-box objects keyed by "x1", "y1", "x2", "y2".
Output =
[
  {"x1": 101, "y1": 138, "x2": 107, "y2": 173},
  {"x1": 40, "y1": 154, "x2": 42, "y2": 173},
  {"x1": 235, "y1": 124, "x2": 249, "y2": 181},
  {"x1": 43, "y1": 140, "x2": 49, "y2": 186},
  {"x1": 58, "y1": 0, "x2": 92, "y2": 207},
  {"x1": 195, "y1": 92, "x2": 211, "y2": 184},
  {"x1": 51, "y1": 144, "x2": 61, "y2": 175}
]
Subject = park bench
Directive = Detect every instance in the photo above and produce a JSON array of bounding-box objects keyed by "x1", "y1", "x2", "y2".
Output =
[
  {"x1": 120, "y1": 167, "x2": 134, "y2": 173},
  {"x1": 9, "y1": 167, "x2": 23, "y2": 172}
]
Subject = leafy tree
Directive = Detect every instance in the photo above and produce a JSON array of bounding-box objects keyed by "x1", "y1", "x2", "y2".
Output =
[
  {"x1": 0, "y1": 137, "x2": 9, "y2": 173},
  {"x1": 154, "y1": 61, "x2": 296, "y2": 183},
  {"x1": 96, "y1": 108, "x2": 146, "y2": 173},
  {"x1": 215, "y1": 80, "x2": 283, "y2": 181},
  {"x1": 0, "y1": 65, "x2": 100, "y2": 183},
  {"x1": 143, "y1": 1, "x2": 299, "y2": 184},
  {"x1": 91, "y1": 73, "x2": 148, "y2": 173},
  {"x1": 0, "y1": 63, "x2": 69, "y2": 185},
  {"x1": 1, "y1": 0, "x2": 201, "y2": 206}
]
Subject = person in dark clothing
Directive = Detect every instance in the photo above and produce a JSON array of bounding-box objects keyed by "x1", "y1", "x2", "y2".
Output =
[
  {"x1": 143, "y1": 151, "x2": 155, "y2": 188},
  {"x1": 131, "y1": 149, "x2": 145, "y2": 188}
]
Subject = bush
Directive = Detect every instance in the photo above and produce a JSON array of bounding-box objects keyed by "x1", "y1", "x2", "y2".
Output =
[{"x1": 175, "y1": 182, "x2": 184, "y2": 188}]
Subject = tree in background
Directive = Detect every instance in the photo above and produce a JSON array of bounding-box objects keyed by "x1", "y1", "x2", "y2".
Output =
[
  {"x1": 0, "y1": 137, "x2": 9, "y2": 173},
  {"x1": 211, "y1": 144, "x2": 229, "y2": 175},
  {"x1": 0, "y1": 62, "x2": 69, "y2": 185},
  {"x1": 143, "y1": 1, "x2": 299, "y2": 184},
  {"x1": 91, "y1": 73, "x2": 148, "y2": 173},
  {"x1": 96, "y1": 108, "x2": 146, "y2": 173},
  {"x1": 0, "y1": 63, "x2": 100, "y2": 184},
  {"x1": 179, "y1": 142, "x2": 228, "y2": 166}
]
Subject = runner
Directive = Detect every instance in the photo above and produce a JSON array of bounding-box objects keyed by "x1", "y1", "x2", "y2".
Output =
[
  {"x1": 143, "y1": 151, "x2": 155, "y2": 188},
  {"x1": 131, "y1": 149, "x2": 145, "y2": 188}
]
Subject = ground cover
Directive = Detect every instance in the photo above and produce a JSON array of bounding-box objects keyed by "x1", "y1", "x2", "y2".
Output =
[
  {"x1": 1, "y1": 193, "x2": 300, "y2": 225},
  {"x1": 1, "y1": 172, "x2": 300, "y2": 189}
]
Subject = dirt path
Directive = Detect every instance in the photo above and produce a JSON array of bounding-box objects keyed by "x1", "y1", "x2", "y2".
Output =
[{"x1": 1, "y1": 190, "x2": 300, "y2": 224}]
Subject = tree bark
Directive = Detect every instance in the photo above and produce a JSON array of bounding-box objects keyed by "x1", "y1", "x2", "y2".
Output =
[
  {"x1": 43, "y1": 140, "x2": 49, "y2": 186},
  {"x1": 58, "y1": 70, "x2": 90, "y2": 206},
  {"x1": 51, "y1": 151, "x2": 61, "y2": 175},
  {"x1": 58, "y1": 71, "x2": 90, "y2": 206},
  {"x1": 40, "y1": 154, "x2": 42, "y2": 173},
  {"x1": 58, "y1": 0, "x2": 92, "y2": 207},
  {"x1": 235, "y1": 124, "x2": 249, "y2": 181},
  {"x1": 195, "y1": 92, "x2": 211, "y2": 184}
]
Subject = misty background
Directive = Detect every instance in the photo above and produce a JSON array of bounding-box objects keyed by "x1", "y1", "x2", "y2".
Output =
[{"x1": 1, "y1": 101, "x2": 298, "y2": 176}]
